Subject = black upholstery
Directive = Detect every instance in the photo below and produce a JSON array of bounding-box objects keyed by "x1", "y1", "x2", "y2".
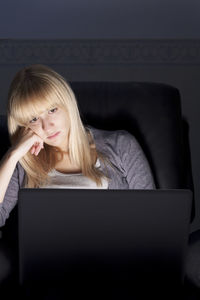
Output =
[
  {"x1": 70, "y1": 81, "x2": 193, "y2": 191},
  {"x1": 0, "y1": 81, "x2": 194, "y2": 298}
]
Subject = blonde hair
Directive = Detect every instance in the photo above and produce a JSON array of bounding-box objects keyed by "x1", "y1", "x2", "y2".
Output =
[{"x1": 7, "y1": 64, "x2": 111, "y2": 188}]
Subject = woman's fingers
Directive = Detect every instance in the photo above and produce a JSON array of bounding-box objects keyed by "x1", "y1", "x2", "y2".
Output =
[
  {"x1": 30, "y1": 142, "x2": 44, "y2": 156},
  {"x1": 34, "y1": 143, "x2": 43, "y2": 155},
  {"x1": 30, "y1": 148, "x2": 34, "y2": 154}
]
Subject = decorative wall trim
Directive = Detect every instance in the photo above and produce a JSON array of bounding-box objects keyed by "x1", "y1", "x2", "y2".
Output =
[{"x1": 0, "y1": 39, "x2": 200, "y2": 65}]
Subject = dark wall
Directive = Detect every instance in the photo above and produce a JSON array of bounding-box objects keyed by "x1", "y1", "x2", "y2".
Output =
[{"x1": 0, "y1": 0, "x2": 200, "y2": 38}]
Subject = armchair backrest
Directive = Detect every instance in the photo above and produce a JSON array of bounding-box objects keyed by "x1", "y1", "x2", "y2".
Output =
[{"x1": 70, "y1": 81, "x2": 194, "y2": 190}]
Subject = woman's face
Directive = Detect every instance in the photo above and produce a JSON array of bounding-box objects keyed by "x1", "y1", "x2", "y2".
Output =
[{"x1": 27, "y1": 105, "x2": 70, "y2": 152}]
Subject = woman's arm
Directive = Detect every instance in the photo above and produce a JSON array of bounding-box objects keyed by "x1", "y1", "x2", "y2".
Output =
[
  {"x1": 118, "y1": 131, "x2": 156, "y2": 189},
  {"x1": 0, "y1": 126, "x2": 46, "y2": 227},
  {"x1": 0, "y1": 125, "x2": 43, "y2": 205},
  {"x1": 0, "y1": 149, "x2": 20, "y2": 204},
  {"x1": 0, "y1": 149, "x2": 22, "y2": 227}
]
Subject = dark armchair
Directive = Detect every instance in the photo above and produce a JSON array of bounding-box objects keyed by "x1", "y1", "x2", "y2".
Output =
[{"x1": 0, "y1": 81, "x2": 194, "y2": 298}]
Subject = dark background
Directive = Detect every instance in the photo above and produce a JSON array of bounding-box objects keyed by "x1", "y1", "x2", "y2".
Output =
[
  {"x1": 0, "y1": 0, "x2": 199, "y2": 38},
  {"x1": 0, "y1": 0, "x2": 200, "y2": 233}
]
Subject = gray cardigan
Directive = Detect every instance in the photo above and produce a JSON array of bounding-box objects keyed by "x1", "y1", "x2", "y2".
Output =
[{"x1": 0, "y1": 126, "x2": 155, "y2": 227}]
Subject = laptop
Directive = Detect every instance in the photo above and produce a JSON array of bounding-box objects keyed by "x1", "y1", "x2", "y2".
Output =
[{"x1": 18, "y1": 189, "x2": 192, "y2": 298}]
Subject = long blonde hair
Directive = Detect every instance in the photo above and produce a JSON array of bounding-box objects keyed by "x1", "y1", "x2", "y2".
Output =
[{"x1": 7, "y1": 64, "x2": 111, "y2": 188}]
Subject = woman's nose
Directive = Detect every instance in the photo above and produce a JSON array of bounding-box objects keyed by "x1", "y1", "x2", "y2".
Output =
[{"x1": 42, "y1": 119, "x2": 54, "y2": 132}]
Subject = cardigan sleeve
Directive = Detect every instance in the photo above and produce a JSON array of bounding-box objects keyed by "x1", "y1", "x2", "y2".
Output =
[
  {"x1": 117, "y1": 130, "x2": 156, "y2": 189},
  {"x1": 0, "y1": 162, "x2": 25, "y2": 227}
]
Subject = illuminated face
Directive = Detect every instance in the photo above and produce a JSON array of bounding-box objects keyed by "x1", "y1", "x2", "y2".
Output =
[{"x1": 28, "y1": 105, "x2": 70, "y2": 152}]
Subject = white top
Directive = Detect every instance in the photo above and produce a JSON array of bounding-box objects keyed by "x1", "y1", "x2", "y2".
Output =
[{"x1": 41, "y1": 158, "x2": 108, "y2": 189}]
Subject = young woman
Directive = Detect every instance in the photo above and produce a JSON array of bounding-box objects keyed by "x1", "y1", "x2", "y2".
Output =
[{"x1": 0, "y1": 64, "x2": 155, "y2": 227}]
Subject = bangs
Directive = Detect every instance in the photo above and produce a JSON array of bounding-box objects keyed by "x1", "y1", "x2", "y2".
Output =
[{"x1": 12, "y1": 88, "x2": 63, "y2": 127}]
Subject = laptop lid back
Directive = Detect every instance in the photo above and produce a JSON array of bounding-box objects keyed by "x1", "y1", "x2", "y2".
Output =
[{"x1": 18, "y1": 189, "x2": 192, "y2": 290}]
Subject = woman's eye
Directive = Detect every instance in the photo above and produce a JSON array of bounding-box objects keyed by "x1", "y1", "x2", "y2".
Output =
[
  {"x1": 29, "y1": 117, "x2": 38, "y2": 124},
  {"x1": 49, "y1": 107, "x2": 57, "y2": 113}
]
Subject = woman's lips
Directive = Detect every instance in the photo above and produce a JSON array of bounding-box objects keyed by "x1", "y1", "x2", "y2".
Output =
[{"x1": 47, "y1": 131, "x2": 60, "y2": 139}]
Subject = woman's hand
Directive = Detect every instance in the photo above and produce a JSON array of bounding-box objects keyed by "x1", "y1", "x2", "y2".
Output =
[{"x1": 10, "y1": 127, "x2": 45, "y2": 161}]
